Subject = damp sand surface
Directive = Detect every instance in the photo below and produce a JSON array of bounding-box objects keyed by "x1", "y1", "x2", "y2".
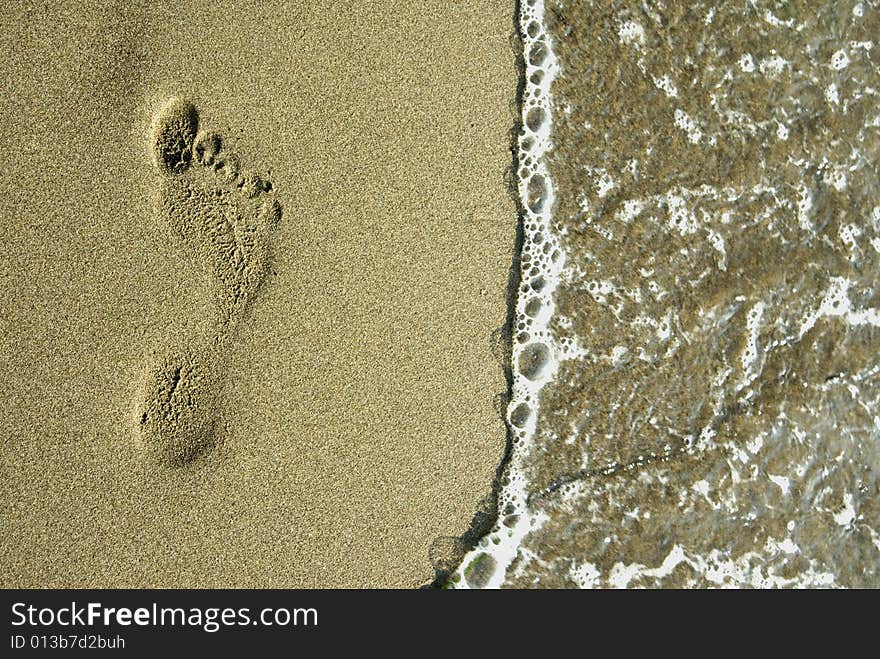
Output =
[{"x1": 0, "y1": 1, "x2": 516, "y2": 587}]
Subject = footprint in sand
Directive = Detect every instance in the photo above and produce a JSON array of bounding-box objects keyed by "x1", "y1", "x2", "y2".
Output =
[{"x1": 135, "y1": 97, "x2": 283, "y2": 467}]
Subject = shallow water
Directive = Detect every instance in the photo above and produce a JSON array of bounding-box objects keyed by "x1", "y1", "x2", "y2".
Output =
[{"x1": 455, "y1": 0, "x2": 880, "y2": 588}]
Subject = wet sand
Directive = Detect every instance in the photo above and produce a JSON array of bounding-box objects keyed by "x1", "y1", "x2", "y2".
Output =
[{"x1": 0, "y1": 1, "x2": 516, "y2": 587}]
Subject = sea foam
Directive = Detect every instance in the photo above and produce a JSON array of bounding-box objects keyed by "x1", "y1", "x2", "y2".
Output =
[{"x1": 452, "y1": 0, "x2": 561, "y2": 589}]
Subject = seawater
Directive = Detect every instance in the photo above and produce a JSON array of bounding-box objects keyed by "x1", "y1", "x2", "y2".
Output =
[{"x1": 455, "y1": 0, "x2": 880, "y2": 588}]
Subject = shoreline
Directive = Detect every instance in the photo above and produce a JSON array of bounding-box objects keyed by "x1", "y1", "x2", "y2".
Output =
[
  {"x1": 446, "y1": 0, "x2": 562, "y2": 589},
  {"x1": 430, "y1": 0, "x2": 529, "y2": 589}
]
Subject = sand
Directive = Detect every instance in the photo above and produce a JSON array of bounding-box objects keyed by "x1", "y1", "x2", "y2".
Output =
[{"x1": 0, "y1": 1, "x2": 517, "y2": 587}]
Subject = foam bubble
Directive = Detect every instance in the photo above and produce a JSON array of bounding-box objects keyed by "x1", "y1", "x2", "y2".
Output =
[
  {"x1": 518, "y1": 342, "x2": 550, "y2": 380},
  {"x1": 510, "y1": 402, "x2": 532, "y2": 428}
]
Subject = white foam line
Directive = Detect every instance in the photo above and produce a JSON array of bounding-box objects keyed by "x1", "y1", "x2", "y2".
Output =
[{"x1": 452, "y1": 0, "x2": 561, "y2": 589}]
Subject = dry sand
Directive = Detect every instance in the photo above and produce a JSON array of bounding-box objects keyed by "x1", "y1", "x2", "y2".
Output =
[{"x1": 0, "y1": 1, "x2": 517, "y2": 587}]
